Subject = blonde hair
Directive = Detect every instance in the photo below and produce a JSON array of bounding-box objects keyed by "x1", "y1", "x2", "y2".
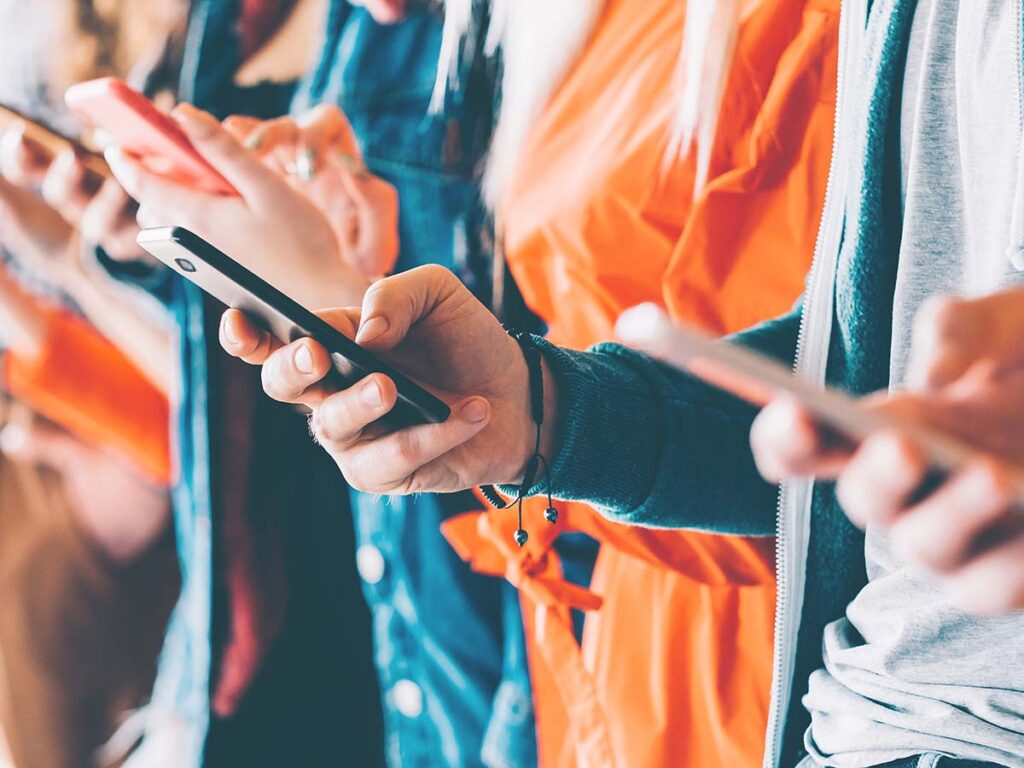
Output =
[
  {"x1": 433, "y1": 0, "x2": 604, "y2": 208},
  {"x1": 671, "y1": 0, "x2": 741, "y2": 195},
  {"x1": 435, "y1": 0, "x2": 744, "y2": 205}
]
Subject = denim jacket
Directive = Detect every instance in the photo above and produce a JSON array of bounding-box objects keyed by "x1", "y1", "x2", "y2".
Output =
[
  {"x1": 295, "y1": 4, "x2": 538, "y2": 766},
  {"x1": 113, "y1": 2, "x2": 537, "y2": 766},
  {"x1": 112, "y1": 3, "x2": 382, "y2": 766}
]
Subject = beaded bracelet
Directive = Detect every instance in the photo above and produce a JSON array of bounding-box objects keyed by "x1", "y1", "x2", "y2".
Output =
[{"x1": 478, "y1": 331, "x2": 557, "y2": 546}]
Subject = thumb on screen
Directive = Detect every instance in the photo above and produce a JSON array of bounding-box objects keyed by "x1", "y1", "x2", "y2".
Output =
[{"x1": 354, "y1": 265, "x2": 461, "y2": 351}]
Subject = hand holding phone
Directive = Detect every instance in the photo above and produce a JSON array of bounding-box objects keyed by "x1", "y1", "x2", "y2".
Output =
[
  {"x1": 616, "y1": 303, "x2": 1024, "y2": 506},
  {"x1": 65, "y1": 78, "x2": 236, "y2": 195},
  {"x1": 0, "y1": 103, "x2": 110, "y2": 180},
  {"x1": 137, "y1": 226, "x2": 449, "y2": 425}
]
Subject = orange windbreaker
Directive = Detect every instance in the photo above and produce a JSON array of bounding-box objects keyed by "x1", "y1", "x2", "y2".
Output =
[
  {"x1": 442, "y1": 0, "x2": 838, "y2": 765},
  {"x1": 3, "y1": 305, "x2": 171, "y2": 485}
]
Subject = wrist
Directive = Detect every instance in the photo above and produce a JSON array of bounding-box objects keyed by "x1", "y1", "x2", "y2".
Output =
[
  {"x1": 502, "y1": 335, "x2": 561, "y2": 488},
  {"x1": 539, "y1": 353, "x2": 559, "y2": 465}
]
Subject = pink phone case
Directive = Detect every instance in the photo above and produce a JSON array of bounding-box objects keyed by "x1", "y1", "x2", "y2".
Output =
[{"x1": 64, "y1": 77, "x2": 236, "y2": 196}]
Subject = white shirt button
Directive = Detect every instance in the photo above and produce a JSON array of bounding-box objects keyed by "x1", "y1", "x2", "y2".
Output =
[
  {"x1": 392, "y1": 679, "x2": 423, "y2": 718},
  {"x1": 356, "y1": 545, "x2": 386, "y2": 584}
]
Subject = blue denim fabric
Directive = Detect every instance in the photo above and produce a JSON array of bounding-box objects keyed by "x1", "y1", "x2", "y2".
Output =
[
  {"x1": 295, "y1": 4, "x2": 539, "y2": 766},
  {"x1": 107, "y1": 2, "x2": 371, "y2": 765},
  {"x1": 111, "y1": 2, "x2": 539, "y2": 765},
  {"x1": 114, "y1": 2, "x2": 535, "y2": 766},
  {"x1": 352, "y1": 492, "x2": 535, "y2": 768},
  {"x1": 112, "y1": 271, "x2": 211, "y2": 768}
]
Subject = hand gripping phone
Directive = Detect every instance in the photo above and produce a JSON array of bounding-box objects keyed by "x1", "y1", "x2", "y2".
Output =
[
  {"x1": 137, "y1": 226, "x2": 451, "y2": 425},
  {"x1": 623, "y1": 306, "x2": 1024, "y2": 504},
  {"x1": 64, "y1": 78, "x2": 236, "y2": 195},
  {"x1": 0, "y1": 103, "x2": 110, "y2": 179}
]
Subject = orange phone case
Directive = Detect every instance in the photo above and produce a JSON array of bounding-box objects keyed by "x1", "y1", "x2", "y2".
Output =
[{"x1": 64, "y1": 77, "x2": 236, "y2": 196}]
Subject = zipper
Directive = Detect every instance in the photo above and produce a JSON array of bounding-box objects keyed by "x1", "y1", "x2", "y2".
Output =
[{"x1": 763, "y1": 0, "x2": 861, "y2": 764}]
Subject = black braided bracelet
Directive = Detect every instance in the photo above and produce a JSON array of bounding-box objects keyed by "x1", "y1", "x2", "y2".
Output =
[{"x1": 478, "y1": 330, "x2": 557, "y2": 547}]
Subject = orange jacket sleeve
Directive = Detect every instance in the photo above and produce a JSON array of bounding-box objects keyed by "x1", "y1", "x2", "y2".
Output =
[{"x1": 4, "y1": 307, "x2": 172, "y2": 485}]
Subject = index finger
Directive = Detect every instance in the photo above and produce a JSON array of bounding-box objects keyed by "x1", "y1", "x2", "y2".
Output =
[
  {"x1": 106, "y1": 146, "x2": 222, "y2": 223},
  {"x1": 220, "y1": 308, "x2": 282, "y2": 365},
  {"x1": 222, "y1": 115, "x2": 262, "y2": 142},
  {"x1": 0, "y1": 124, "x2": 50, "y2": 187},
  {"x1": 297, "y1": 104, "x2": 360, "y2": 163}
]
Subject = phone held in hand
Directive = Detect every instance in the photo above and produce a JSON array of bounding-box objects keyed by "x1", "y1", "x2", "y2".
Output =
[
  {"x1": 64, "y1": 78, "x2": 236, "y2": 196},
  {"x1": 624, "y1": 308, "x2": 1024, "y2": 505},
  {"x1": 136, "y1": 226, "x2": 451, "y2": 426},
  {"x1": 0, "y1": 102, "x2": 111, "y2": 179}
]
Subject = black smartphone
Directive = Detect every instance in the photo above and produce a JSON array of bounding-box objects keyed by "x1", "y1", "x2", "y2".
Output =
[{"x1": 137, "y1": 226, "x2": 452, "y2": 425}]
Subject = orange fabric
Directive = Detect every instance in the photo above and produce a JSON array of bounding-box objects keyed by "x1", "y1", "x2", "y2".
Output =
[
  {"x1": 442, "y1": 0, "x2": 838, "y2": 765},
  {"x1": 4, "y1": 307, "x2": 172, "y2": 485}
]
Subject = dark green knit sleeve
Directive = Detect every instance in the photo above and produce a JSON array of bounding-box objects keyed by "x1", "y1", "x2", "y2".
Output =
[{"x1": 525, "y1": 307, "x2": 802, "y2": 535}]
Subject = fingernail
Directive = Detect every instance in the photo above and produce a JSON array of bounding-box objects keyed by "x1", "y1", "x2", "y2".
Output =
[
  {"x1": 243, "y1": 130, "x2": 264, "y2": 150},
  {"x1": 103, "y1": 146, "x2": 124, "y2": 167},
  {"x1": 338, "y1": 152, "x2": 367, "y2": 177},
  {"x1": 294, "y1": 343, "x2": 314, "y2": 374},
  {"x1": 296, "y1": 147, "x2": 316, "y2": 180},
  {"x1": 171, "y1": 103, "x2": 213, "y2": 137},
  {"x1": 356, "y1": 316, "x2": 389, "y2": 344},
  {"x1": 360, "y1": 378, "x2": 383, "y2": 408},
  {"x1": 172, "y1": 103, "x2": 199, "y2": 125},
  {"x1": 54, "y1": 149, "x2": 78, "y2": 172},
  {"x1": 615, "y1": 303, "x2": 668, "y2": 342},
  {"x1": 461, "y1": 399, "x2": 488, "y2": 423},
  {"x1": 0, "y1": 424, "x2": 26, "y2": 456},
  {"x1": 221, "y1": 316, "x2": 239, "y2": 346}
]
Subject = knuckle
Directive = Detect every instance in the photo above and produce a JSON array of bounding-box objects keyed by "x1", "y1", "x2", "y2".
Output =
[
  {"x1": 361, "y1": 278, "x2": 388, "y2": 307},
  {"x1": 391, "y1": 429, "x2": 423, "y2": 468},
  {"x1": 261, "y1": 354, "x2": 298, "y2": 400},
  {"x1": 402, "y1": 472, "x2": 428, "y2": 495},
  {"x1": 312, "y1": 407, "x2": 349, "y2": 447},
  {"x1": 252, "y1": 331, "x2": 276, "y2": 362},
  {"x1": 418, "y1": 263, "x2": 452, "y2": 284},
  {"x1": 337, "y1": 463, "x2": 371, "y2": 493},
  {"x1": 237, "y1": 333, "x2": 268, "y2": 364}
]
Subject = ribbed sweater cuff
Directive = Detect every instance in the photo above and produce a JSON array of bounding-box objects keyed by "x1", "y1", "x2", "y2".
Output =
[{"x1": 500, "y1": 337, "x2": 661, "y2": 512}]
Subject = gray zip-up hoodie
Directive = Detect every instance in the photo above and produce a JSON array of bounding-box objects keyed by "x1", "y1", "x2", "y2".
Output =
[{"x1": 521, "y1": 0, "x2": 1022, "y2": 765}]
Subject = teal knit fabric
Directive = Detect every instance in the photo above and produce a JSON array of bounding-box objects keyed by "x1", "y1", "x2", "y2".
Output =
[
  {"x1": 791, "y1": 0, "x2": 919, "y2": 763},
  {"x1": 831, "y1": 0, "x2": 916, "y2": 397}
]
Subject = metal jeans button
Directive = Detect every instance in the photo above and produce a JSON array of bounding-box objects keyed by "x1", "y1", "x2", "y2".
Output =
[
  {"x1": 392, "y1": 679, "x2": 423, "y2": 718},
  {"x1": 356, "y1": 544, "x2": 386, "y2": 584}
]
